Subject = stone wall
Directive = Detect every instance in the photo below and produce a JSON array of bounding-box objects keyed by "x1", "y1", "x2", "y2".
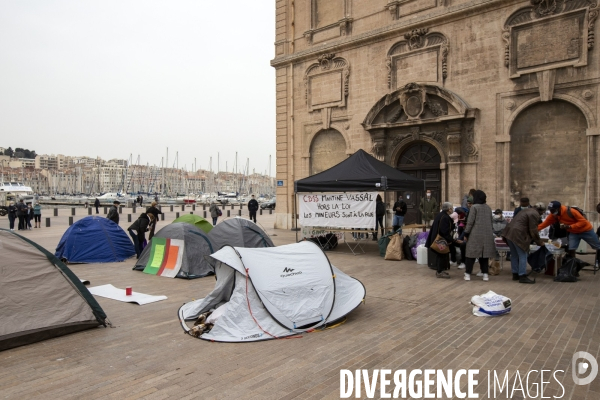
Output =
[{"x1": 272, "y1": 0, "x2": 600, "y2": 228}]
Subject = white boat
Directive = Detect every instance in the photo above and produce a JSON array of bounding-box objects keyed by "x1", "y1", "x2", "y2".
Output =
[{"x1": 0, "y1": 182, "x2": 34, "y2": 203}]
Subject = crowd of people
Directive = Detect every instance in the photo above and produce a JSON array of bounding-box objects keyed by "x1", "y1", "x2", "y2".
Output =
[
  {"x1": 6, "y1": 199, "x2": 42, "y2": 231},
  {"x1": 419, "y1": 189, "x2": 600, "y2": 283}
]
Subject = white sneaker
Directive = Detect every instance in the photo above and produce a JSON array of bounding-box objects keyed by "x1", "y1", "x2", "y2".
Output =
[
  {"x1": 476, "y1": 271, "x2": 483, "y2": 277},
  {"x1": 450, "y1": 261, "x2": 458, "y2": 267},
  {"x1": 458, "y1": 263, "x2": 466, "y2": 269},
  {"x1": 483, "y1": 273, "x2": 489, "y2": 281},
  {"x1": 464, "y1": 273, "x2": 470, "y2": 281}
]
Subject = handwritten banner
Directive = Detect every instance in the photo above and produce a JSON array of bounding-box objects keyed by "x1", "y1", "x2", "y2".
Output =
[{"x1": 299, "y1": 192, "x2": 376, "y2": 228}]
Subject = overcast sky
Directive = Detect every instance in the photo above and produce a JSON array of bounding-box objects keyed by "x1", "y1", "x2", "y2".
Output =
[{"x1": 0, "y1": 1, "x2": 276, "y2": 176}]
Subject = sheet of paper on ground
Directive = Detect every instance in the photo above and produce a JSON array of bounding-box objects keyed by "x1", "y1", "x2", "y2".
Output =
[{"x1": 88, "y1": 284, "x2": 167, "y2": 305}]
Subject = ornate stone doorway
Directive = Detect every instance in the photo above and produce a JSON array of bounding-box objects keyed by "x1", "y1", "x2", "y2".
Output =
[
  {"x1": 362, "y1": 82, "x2": 478, "y2": 206},
  {"x1": 396, "y1": 142, "x2": 441, "y2": 224}
]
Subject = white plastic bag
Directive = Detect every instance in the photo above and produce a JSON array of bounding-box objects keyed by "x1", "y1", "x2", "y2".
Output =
[{"x1": 470, "y1": 290, "x2": 512, "y2": 317}]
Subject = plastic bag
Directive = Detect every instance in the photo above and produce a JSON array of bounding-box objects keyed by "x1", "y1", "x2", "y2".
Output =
[
  {"x1": 471, "y1": 290, "x2": 512, "y2": 317},
  {"x1": 385, "y1": 234, "x2": 403, "y2": 261},
  {"x1": 411, "y1": 232, "x2": 429, "y2": 259}
]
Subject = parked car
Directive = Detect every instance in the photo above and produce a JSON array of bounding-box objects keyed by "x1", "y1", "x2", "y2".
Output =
[{"x1": 260, "y1": 198, "x2": 276, "y2": 210}]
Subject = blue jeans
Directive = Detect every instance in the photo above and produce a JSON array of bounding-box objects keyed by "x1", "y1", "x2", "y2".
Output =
[
  {"x1": 392, "y1": 215, "x2": 404, "y2": 228},
  {"x1": 506, "y1": 238, "x2": 528, "y2": 276},
  {"x1": 568, "y1": 229, "x2": 600, "y2": 251},
  {"x1": 212, "y1": 217, "x2": 218, "y2": 226}
]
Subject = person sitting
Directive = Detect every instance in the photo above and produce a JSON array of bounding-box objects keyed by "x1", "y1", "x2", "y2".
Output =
[
  {"x1": 426, "y1": 202, "x2": 463, "y2": 279},
  {"x1": 538, "y1": 201, "x2": 600, "y2": 259}
]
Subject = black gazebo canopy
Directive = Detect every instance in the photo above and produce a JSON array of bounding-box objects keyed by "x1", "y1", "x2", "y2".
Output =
[{"x1": 295, "y1": 149, "x2": 425, "y2": 193}]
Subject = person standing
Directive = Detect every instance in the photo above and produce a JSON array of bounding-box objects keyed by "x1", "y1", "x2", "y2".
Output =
[
  {"x1": 392, "y1": 194, "x2": 407, "y2": 233},
  {"x1": 26, "y1": 203, "x2": 34, "y2": 230},
  {"x1": 463, "y1": 190, "x2": 496, "y2": 281},
  {"x1": 538, "y1": 201, "x2": 600, "y2": 258},
  {"x1": 7, "y1": 201, "x2": 17, "y2": 231},
  {"x1": 247, "y1": 195, "x2": 259, "y2": 223},
  {"x1": 94, "y1": 198, "x2": 100, "y2": 214},
  {"x1": 502, "y1": 202, "x2": 545, "y2": 284},
  {"x1": 33, "y1": 202, "x2": 42, "y2": 228},
  {"x1": 16, "y1": 199, "x2": 26, "y2": 230},
  {"x1": 128, "y1": 212, "x2": 154, "y2": 258},
  {"x1": 209, "y1": 201, "x2": 221, "y2": 226},
  {"x1": 107, "y1": 200, "x2": 120, "y2": 224},
  {"x1": 426, "y1": 202, "x2": 463, "y2": 279},
  {"x1": 513, "y1": 197, "x2": 530, "y2": 217},
  {"x1": 373, "y1": 194, "x2": 386, "y2": 240},
  {"x1": 419, "y1": 190, "x2": 438, "y2": 228},
  {"x1": 139, "y1": 195, "x2": 144, "y2": 206},
  {"x1": 145, "y1": 201, "x2": 163, "y2": 240}
]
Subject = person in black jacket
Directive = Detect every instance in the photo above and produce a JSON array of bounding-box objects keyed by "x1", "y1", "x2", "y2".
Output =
[
  {"x1": 128, "y1": 213, "x2": 154, "y2": 258},
  {"x1": 392, "y1": 194, "x2": 407, "y2": 233},
  {"x1": 7, "y1": 201, "x2": 17, "y2": 231},
  {"x1": 373, "y1": 194, "x2": 385, "y2": 240},
  {"x1": 426, "y1": 202, "x2": 463, "y2": 279},
  {"x1": 106, "y1": 200, "x2": 120, "y2": 224},
  {"x1": 247, "y1": 195, "x2": 259, "y2": 223},
  {"x1": 16, "y1": 199, "x2": 27, "y2": 230},
  {"x1": 94, "y1": 198, "x2": 100, "y2": 214},
  {"x1": 145, "y1": 201, "x2": 163, "y2": 240}
]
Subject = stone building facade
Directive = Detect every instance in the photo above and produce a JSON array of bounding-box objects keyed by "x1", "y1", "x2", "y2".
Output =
[{"x1": 271, "y1": 0, "x2": 600, "y2": 227}]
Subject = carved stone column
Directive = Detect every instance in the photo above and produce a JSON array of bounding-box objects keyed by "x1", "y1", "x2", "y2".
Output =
[
  {"x1": 445, "y1": 121, "x2": 462, "y2": 204},
  {"x1": 446, "y1": 121, "x2": 462, "y2": 162}
]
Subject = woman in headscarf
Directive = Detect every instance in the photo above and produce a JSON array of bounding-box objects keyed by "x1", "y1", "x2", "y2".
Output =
[
  {"x1": 425, "y1": 202, "x2": 462, "y2": 279},
  {"x1": 463, "y1": 190, "x2": 496, "y2": 281}
]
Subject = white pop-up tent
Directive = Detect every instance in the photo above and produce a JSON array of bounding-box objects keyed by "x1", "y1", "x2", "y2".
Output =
[{"x1": 178, "y1": 241, "x2": 366, "y2": 342}]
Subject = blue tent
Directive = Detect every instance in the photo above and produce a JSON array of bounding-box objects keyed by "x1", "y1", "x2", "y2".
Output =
[{"x1": 55, "y1": 216, "x2": 135, "y2": 263}]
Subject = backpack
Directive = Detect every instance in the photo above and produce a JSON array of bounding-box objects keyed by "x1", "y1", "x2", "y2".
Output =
[
  {"x1": 566, "y1": 206, "x2": 587, "y2": 220},
  {"x1": 554, "y1": 258, "x2": 578, "y2": 282},
  {"x1": 217, "y1": 208, "x2": 222, "y2": 216}
]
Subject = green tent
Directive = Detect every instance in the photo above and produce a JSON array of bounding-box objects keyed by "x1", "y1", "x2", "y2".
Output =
[{"x1": 173, "y1": 214, "x2": 213, "y2": 233}]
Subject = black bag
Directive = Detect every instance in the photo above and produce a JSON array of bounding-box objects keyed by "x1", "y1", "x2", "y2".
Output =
[
  {"x1": 567, "y1": 206, "x2": 587, "y2": 220},
  {"x1": 527, "y1": 246, "x2": 553, "y2": 273},
  {"x1": 402, "y1": 235, "x2": 415, "y2": 261},
  {"x1": 549, "y1": 221, "x2": 568, "y2": 240},
  {"x1": 325, "y1": 233, "x2": 338, "y2": 250},
  {"x1": 554, "y1": 258, "x2": 578, "y2": 282},
  {"x1": 407, "y1": 234, "x2": 418, "y2": 249}
]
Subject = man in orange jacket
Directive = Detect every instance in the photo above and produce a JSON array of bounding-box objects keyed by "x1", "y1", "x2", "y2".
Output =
[{"x1": 538, "y1": 201, "x2": 600, "y2": 258}]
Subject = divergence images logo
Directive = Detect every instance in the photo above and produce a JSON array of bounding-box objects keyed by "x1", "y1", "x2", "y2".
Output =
[
  {"x1": 281, "y1": 267, "x2": 302, "y2": 278},
  {"x1": 572, "y1": 351, "x2": 598, "y2": 385}
]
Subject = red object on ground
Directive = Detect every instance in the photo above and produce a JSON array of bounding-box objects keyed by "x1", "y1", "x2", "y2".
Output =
[{"x1": 126, "y1": 286, "x2": 132, "y2": 296}]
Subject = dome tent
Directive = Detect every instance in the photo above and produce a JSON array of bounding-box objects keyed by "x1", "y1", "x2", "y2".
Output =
[
  {"x1": 178, "y1": 241, "x2": 366, "y2": 342},
  {"x1": 134, "y1": 222, "x2": 215, "y2": 279},
  {"x1": 55, "y1": 216, "x2": 135, "y2": 263},
  {"x1": 208, "y1": 217, "x2": 274, "y2": 249},
  {"x1": 1, "y1": 229, "x2": 108, "y2": 351},
  {"x1": 172, "y1": 214, "x2": 213, "y2": 233}
]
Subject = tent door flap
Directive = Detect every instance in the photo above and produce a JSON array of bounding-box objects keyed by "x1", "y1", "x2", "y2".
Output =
[{"x1": 294, "y1": 315, "x2": 324, "y2": 329}]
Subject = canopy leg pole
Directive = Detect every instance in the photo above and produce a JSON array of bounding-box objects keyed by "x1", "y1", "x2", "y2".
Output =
[{"x1": 294, "y1": 194, "x2": 299, "y2": 242}]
